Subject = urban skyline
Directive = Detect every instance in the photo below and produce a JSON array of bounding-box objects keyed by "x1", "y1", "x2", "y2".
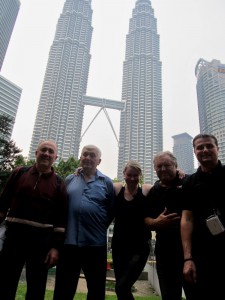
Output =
[
  {"x1": 28, "y1": 0, "x2": 162, "y2": 183},
  {"x1": 0, "y1": 0, "x2": 20, "y2": 71},
  {"x1": 29, "y1": 0, "x2": 94, "y2": 160},
  {"x1": 0, "y1": 0, "x2": 22, "y2": 137},
  {"x1": 195, "y1": 58, "x2": 225, "y2": 164},
  {"x1": 117, "y1": 0, "x2": 162, "y2": 183},
  {"x1": 172, "y1": 132, "x2": 194, "y2": 174},
  {"x1": 2, "y1": 0, "x2": 225, "y2": 179}
]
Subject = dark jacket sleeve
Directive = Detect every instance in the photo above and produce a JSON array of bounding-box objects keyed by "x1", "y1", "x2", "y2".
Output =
[
  {"x1": 0, "y1": 168, "x2": 21, "y2": 221},
  {"x1": 51, "y1": 176, "x2": 68, "y2": 250}
]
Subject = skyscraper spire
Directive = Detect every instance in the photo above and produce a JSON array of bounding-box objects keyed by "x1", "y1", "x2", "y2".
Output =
[
  {"x1": 29, "y1": 0, "x2": 93, "y2": 160},
  {"x1": 29, "y1": 0, "x2": 162, "y2": 183},
  {"x1": 117, "y1": 0, "x2": 162, "y2": 183}
]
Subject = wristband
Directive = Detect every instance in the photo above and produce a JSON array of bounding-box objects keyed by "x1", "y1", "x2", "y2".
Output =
[{"x1": 184, "y1": 258, "x2": 193, "y2": 262}]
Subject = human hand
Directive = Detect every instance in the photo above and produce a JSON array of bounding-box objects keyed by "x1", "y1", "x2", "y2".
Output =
[
  {"x1": 183, "y1": 260, "x2": 197, "y2": 283},
  {"x1": 44, "y1": 248, "x2": 59, "y2": 269},
  {"x1": 177, "y1": 169, "x2": 185, "y2": 179},
  {"x1": 74, "y1": 167, "x2": 82, "y2": 176},
  {"x1": 155, "y1": 208, "x2": 180, "y2": 229}
]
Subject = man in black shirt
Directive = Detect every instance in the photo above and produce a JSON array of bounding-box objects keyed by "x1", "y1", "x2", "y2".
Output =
[
  {"x1": 181, "y1": 134, "x2": 225, "y2": 300},
  {"x1": 144, "y1": 151, "x2": 194, "y2": 300}
]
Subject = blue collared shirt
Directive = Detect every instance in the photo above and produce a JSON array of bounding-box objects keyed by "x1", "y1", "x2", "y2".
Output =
[{"x1": 64, "y1": 169, "x2": 114, "y2": 246}]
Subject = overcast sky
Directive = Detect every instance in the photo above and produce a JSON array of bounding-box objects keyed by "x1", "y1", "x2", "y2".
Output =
[{"x1": 2, "y1": 0, "x2": 225, "y2": 178}]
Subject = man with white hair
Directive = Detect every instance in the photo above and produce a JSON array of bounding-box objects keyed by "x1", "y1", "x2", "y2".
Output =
[{"x1": 53, "y1": 145, "x2": 115, "y2": 300}]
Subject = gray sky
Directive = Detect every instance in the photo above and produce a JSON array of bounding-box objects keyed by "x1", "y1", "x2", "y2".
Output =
[{"x1": 2, "y1": 0, "x2": 225, "y2": 179}]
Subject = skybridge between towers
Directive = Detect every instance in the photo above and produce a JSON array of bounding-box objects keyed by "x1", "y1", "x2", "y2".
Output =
[{"x1": 81, "y1": 95, "x2": 125, "y2": 143}]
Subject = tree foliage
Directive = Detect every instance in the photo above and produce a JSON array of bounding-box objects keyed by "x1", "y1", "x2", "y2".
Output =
[
  {"x1": 54, "y1": 156, "x2": 80, "y2": 179},
  {"x1": 0, "y1": 114, "x2": 12, "y2": 137},
  {"x1": 0, "y1": 115, "x2": 22, "y2": 172},
  {"x1": 0, "y1": 114, "x2": 22, "y2": 191}
]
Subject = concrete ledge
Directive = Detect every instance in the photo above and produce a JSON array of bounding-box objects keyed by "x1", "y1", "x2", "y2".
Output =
[
  {"x1": 80, "y1": 273, "x2": 116, "y2": 282},
  {"x1": 106, "y1": 269, "x2": 148, "y2": 280}
]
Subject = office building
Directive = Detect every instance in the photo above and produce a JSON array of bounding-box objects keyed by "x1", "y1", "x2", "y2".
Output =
[
  {"x1": 29, "y1": 0, "x2": 125, "y2": 161},
  {"x1": 0, "y1": 75, "x2": 22, "y2": 137},
  {"x1": 0, "y1": 0, "x2": 21, "y2": 138},
  {"x1": 172, "y1": 132, "x2": 194, "y2": 174},
  {"x1": 29, "y1": 0, "x2": 93, "y2": 159},
  {"x1": 29, "y1": 0, "x2": 162, "y2": 184},
  {"x1": 0, "y1": 0, "x2": 20, "y2": 71},
  {"x1": 195, "y1": 58, "x2": 225, "y2": 163},
  {"x1": 117, "y1": 0, "x2": 163, "y2": 183}
]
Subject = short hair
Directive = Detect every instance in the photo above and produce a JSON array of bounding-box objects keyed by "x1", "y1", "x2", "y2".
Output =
[
  {"x1": 81, "y1": 145, "x2": 102, "y2": 158},
  {"x1": 123, "y1": 160, "x2": 142, "y2": 176},
  {"x1": 153, "y1": 151, "x2": 178, "y2": 168},
  {"x1": 192, "y1": 134, "x2": 218, "y2": 148}
]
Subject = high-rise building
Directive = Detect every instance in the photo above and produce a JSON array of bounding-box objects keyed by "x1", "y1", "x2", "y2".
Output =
[
  {"x1": 29, "y1": 0, "x2": 93, "y2": 159},
  {"x1": 0, "y1": 75, "x2": 22, "y2": 137},
  {"x1": 195, "y1": 58, "x2": 225, "y2": 163},
  {"x1": 117, "y1": 0, "x2": 163, "y2": 183},
  {"x1": 172, "y1": 132, "x2": 194, "y2": 174},
  {"x1": 0, "y1": 0, "x2": 21, "y2": 71},
  {"x1": 29, "y1": 0, "x2": 162, "y2": 184},
  {"x1": 0, "y1": 0, "x2": 21, "y2": 138}
]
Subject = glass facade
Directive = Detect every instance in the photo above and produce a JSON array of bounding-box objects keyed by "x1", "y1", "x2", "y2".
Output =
[
  {"x1": 29, "y1": 0, "x2": 93, "y2": 160},
  {"x1": 0, "y1": 0, "x2": 20, "y2": 71},
  {"x1": 195, "y1": 58, "x2": 225, "y2": 163},
  {"x1": 117, "y1": 0, "x2": 163, "y2": 183}
]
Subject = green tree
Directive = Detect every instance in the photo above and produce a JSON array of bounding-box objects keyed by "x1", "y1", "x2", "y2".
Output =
[
  {"x1": 0, "y1": 114, "x2": 12, "y2": 137},
  {"x1": 55, "y1": 156, "x2": 80, "y2": 179},
  {"x1": 24, "y1": 158, "x2": 35, "y2": 167},
  {"x1": 14, "y1": 156, "x2": 35, "y2": 168},
  {"x1": 0, "y1": 114, "x2": 22, "y2": 191},
  {"x1": 14, "y1": 154, "x2": 26, "y2": 167},
  {"x1": 0, "y1": 115, "x2": 22, "y2": 172},
  {"x1": 0, "y1": 139, "x2": 21, "y2": 171}
]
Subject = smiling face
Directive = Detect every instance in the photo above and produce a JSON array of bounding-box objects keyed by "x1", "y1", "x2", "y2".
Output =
[
  {"x1": 35, "y1": 140, "x2": 58, "y2": 172},
  {"x1": 79, "y1": 145, "x2": 101, "y2": 173},
  {"x1": 193, "y1": 137, "x2": 219, "y2": 170},
  {"x1": 123, "y1": 160, "x2": 142, "y2": 188},
  {"x1": 123, "y1": 166, "x2": 141, "y2": 188},
  {"x1": 153, "y1": 152, "x2": 177, "y2": 186}
]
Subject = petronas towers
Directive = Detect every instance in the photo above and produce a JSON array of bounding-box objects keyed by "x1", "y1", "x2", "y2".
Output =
[
  {"x1": 117, "y1": 0, "x2": 162, "y2": 182},
  {"x1": 29, "y1": 0, "x2": 93, "y2": 161},
  {"x1": 29, "y1": 0, "x2": 162, "y2": 183}
]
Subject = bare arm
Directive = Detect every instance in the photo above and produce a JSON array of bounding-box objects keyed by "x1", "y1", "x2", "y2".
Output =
[
  {"x1": 181, "y1": 210, "x2": 193, "y2": 259},
  {"x1": 113, "y1": 182, "x2": 123, "y2": 197},
  {"x1": 181, "y1": 210, "x2": 197, "y2": 283},
  {"x1": 142, "y1": 183, "x2": 153, "y2": 196}
]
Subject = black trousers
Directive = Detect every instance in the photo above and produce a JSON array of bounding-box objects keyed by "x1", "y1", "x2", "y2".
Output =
[
  {"x1": 112, "y1": 243, "x2": 150, "y2": 300},
  {"x1": 191, "y1": 252, "x2": 225, "y2": 300},
  {"x1": 53, "y1": 244, "x2": 107, "y2": 300},
  {"x1": 0, "y1": 224, "x2": 51, "y2": 300},
  {"x1": 156, "y1": 255, "x2": 195, "y2": 300}
]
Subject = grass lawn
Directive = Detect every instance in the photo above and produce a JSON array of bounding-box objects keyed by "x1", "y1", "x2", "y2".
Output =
[{"x1": 16, "y1": 283, "x2": 162, "y2": 300}]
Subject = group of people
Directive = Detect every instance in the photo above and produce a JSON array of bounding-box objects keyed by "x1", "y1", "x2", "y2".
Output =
[{"x1": 0, "y1": 133, "x2": 224, "y2": 300}]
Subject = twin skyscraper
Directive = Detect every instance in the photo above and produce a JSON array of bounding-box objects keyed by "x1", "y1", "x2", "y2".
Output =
[{"x1": 29, "y1": 0, "x2": 163, "y2": 183}]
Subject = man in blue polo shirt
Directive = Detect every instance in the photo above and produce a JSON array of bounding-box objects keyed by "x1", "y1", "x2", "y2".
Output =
[{"x1": 53, "y1": 144, "x2": 115, "y2": 300}]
